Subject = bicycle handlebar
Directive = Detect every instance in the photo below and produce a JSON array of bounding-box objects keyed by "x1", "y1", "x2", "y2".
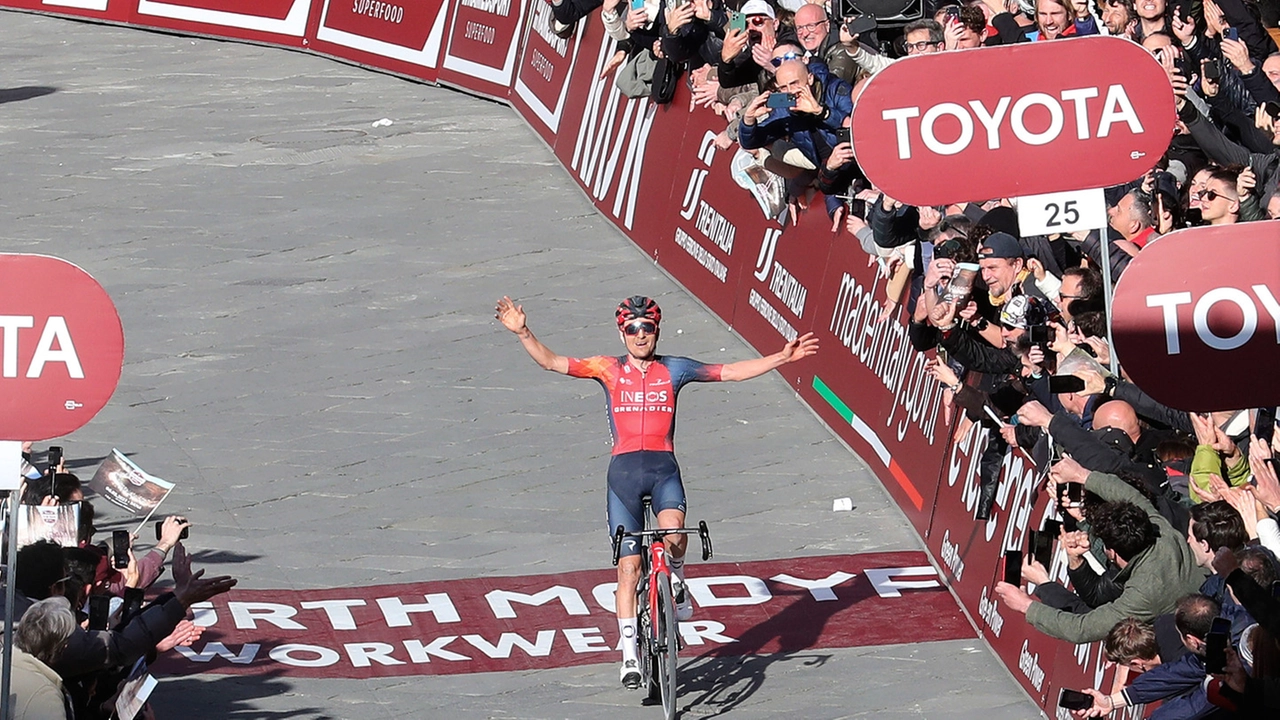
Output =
[{"x1": 611, "y1": 523, "x2": 713, "y2": 566}]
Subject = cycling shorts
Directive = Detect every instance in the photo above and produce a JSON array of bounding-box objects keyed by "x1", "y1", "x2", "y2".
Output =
[{"x1": 607, "y1": 450, "x2": 686, "y2": 558}]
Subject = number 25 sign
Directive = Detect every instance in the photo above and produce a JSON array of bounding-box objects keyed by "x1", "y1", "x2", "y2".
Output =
[{"x1": 1016, "y1": 188, "x2": 1107, "y2": 236}]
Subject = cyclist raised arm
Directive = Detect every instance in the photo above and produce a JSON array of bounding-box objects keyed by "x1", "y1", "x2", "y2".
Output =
[
  {"x1": 495, "y1": 296, "x2": 569, "y2": 374},
  {"x1": 496, "y1": 294, "x2": 817, "y2": 691},
  {"x1": 719, "y1": 333, "x2": 819, "y2": 381}
]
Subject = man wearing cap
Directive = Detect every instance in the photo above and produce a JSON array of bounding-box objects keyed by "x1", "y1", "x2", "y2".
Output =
[
  {"x1": 717, "y1": 0, "x2": 790, "y2": 89},
  {"x1": 977, "y1": 231, "x2": 1054, "y2": 307}
]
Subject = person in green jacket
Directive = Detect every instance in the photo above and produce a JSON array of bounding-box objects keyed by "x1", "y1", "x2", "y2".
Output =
[{"x1": 994, "y1": 457, "x2": 1208, "y2": 644}]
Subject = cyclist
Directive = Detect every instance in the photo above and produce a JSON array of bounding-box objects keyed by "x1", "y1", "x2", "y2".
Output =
[{"x1": 495, "y1": 294, "x2": 818, "y2": 688}]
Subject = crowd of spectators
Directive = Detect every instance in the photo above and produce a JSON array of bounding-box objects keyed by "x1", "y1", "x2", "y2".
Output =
[
  {"x1": 546, "y1": 0, "x2": 1280, "y2": 715},
  {"x1": 3, "y1": 447, "x2": 236, "y2": 719}
]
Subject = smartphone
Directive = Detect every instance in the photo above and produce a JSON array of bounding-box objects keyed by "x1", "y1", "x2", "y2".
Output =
[
  {"x1": 1203, "y1": 59, "x2": 1221, "y2": 81},
  {"x1": 1204, "y1": 617, "x2": 1231, "y2": 674},
  {"x1": 156, "y1": 518, "x2": 190, "y2": 541},
  {"x1": 111, "y1": 530, "x2": 130, "y2": 570},
  {"x1": 1225, "y1": 27, "x2": 1239, "y2": 42},
  {"x1": 1028, "y1": 325, "x2": 1053, "y2": 344},
  {"x1": 728, "y1": 10, "x2": 746, "y2": 32},
  {"x1": 1272, "y1": 580, "x2": 1280, "y2": 598},
  {"x1": 844, "y1": 15, "x2": 878, "y2": 37},
  {"x1": 766, "y1": 93, "x2": 796, "y2": 109},
  {"x1": 1003, "y1": 549, "x2": 1023, "y2": 586},
  {"x1": 1048, "y1": 375, "x2": 1086, "y2": 394},
  {"x1": 1062, "y1": 482, "x2": 1085, "y2": 507},
  {"x1": 1042, "y1": 519, "x2": 1062, "y2": 538},
  {"x1": 836, "y1": 127, "x2": 851, "y2": 145},
  {"x1": 1028, "y1": 530, "x2": 1054, "y2": 569},
  {"x1": 47, "y1": 445, "x2": 63, "y2": 470},
  {"x1": 1256, "y1": 407, "x2": 1276, "y2": 445},
  {"x1": 1059, "y1": 689, "x2": 1093, "y2": 710},
  {"x1": 945, "y1": 6, "x2": 961, "y2": 21},
  {"x1": 1265, "y1": 101, "x2": 1280, "y2": 120},
  {"x1": 89, "y1": 595, "x2": 111, "y2": 631},
  {"x1": 1062, "y1": 512, "x2": 1078, "y2": 533}
]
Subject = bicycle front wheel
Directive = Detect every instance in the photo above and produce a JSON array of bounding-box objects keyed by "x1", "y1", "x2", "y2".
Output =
[{"x1": 655, "y1": 575, "x2": 679, "y2": 720}]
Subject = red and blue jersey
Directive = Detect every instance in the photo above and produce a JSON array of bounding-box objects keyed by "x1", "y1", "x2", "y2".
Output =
[{"x1": 567, "y1": 355, "x2": 724, "y2": 455}]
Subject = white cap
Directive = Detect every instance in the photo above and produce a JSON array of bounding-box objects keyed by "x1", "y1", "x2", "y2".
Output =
[
  {"x1": 775, "y1": 0, "x2": 805, "y2": 11},
  {"x1": 740, "y1": 0, "x2": 776, "y2": 19}
]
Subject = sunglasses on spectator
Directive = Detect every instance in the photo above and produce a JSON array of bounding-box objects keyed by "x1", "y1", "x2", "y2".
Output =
[
  {"x1": 1199, "y1": 189, "x2": 1237, "y2": 202},
  {"x1": 624, "y1": 320, "x2": 658, "y2": 335},
  {"x1": 747, "y1": 15, "x2": 770, "y2": 26},
  {"x1": 770, "y1": 52, "x2": 802, "y2": 67}
]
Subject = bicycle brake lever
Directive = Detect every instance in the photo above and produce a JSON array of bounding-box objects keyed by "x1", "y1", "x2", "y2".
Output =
[
  {"x1": 699, "y1": 520, "x2": 712, "y2": 561},
  {"x1": 612, "y1": 525, "x2": 626, "y2": 566}
]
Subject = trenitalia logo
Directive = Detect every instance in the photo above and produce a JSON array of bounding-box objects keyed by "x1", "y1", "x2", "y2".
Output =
[{"x1": 852, "y1": 37, "x2": 1175, "y2": 206}]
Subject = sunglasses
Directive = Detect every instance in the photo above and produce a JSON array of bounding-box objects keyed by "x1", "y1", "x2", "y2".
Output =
[
  {"x1": 770, "y1": 52, "x2": 802, "y2": 67},
  {"x1": 624, "y1": 320, "x2": 658, "y2": 336},
  {"x1": 1200, "y1": 189, "x2": 1237, "y2": 202}
]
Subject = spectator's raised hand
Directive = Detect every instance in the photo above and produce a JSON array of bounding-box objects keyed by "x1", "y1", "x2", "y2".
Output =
[
  {"x1": 958, "y1": 300, "x2": 979, "y2": 323},
  {"x1": 925, "y1": 357, "x2": 960, "y2": 388},
  {"x1": 1073, "y1": 688, "x2": 1113, "y2": 719},
  {"x1": 845, "y1": 211, "x2": 867, "y2": 236},
  {"x1": 792, "y1": 83, "x2": 823, "y2": 116},
  {"x1": 928, "y1": 299, "x2": 959, "y2": 329},
  {"x1": 721, "y1": 27, "x2": 749, "y2": 63},
  {"x1": 1204, "y1": 1, "x2": 1225, "y2": 37},
  {"x1": 1061, "y1": 530, "x2": 1092, "y2": 569},
  {"x1": 665, "y1": 2, "x2": 695, "y2": 33},
  {"x1": 826, "y1": 141, "x2": 854, "y2": 170},
  {"x1": 1220, "y1": 484, "x2": 1259, "y2": 538},
  {"x1": 1021, "y1": 555, "x2": 1050, "y2": 585},
  {"x1": 1050, "y1": 455, "x2": 1089, "y2": 485},
  {"x1": 943, "y1": 18, "x2": 963, "y2": 51},
  {"x1": 602, "y1": 0, "x2": 624, "y2": 14},
  {"x1": 625, "y1": 7, "x2": 649, "y2": 31},
  {"x1": 1017, "y1": 401, "x2": 1053, "y2": 429},
  {"x1": 172, "y1": 542, "x2": 237, "y2": 608},
  {"x1": 993, "y1": 581, "x2": 1033, "y2": 614},
  {"x1": 600, "y1": 49, "x2": 626, "y2": 79},
  {"x1": 1255, "y1": 104, "x2": 1276, "y2": 134},
  {"x1": 1248, "y1": 451, "x2": 1280, "y2": 512},
  {"x1": 1081, "y1": 336, "x2": 1111, "y2": 366},
  {"x1": 156, "y1": 619, "x2": 204, "y2": 653},
  {"x1": 692, "y1": 0, "x2": 712, "y2": 21},
  {"x1": 1220, "y1": 38, "x2": 1255, "y2": 74},
  {"x1": 1189, "y1": 412, "x2": 1221, "y2": 448},
  {"x1": 1070, "y1": 364, "x2": 1107, "y2": 396},
  {"x1": 922, "y1": 256, "x2": 955, "y2": 289},
  {"x1": 779, "y1": 332, "x2": 819, "y2": 363},
  {"x1": 742, "y1": 91, "x2": 772, "y2": 125},
  {"x1": 1170, "y1": 7, "x2": 1195, "y2": 45},
  {"x1": 751, "y1": 35, "x2": 776, "y2": 71},
  {"x1": 690, "y1": 75, "x2": 720, "y2": 109},
  {"x1": 917, "y1": 205, "x2": 941, "y2": 230},
  {"x1": 1237, "y1": 166, "x2": 1256, "y2": 199},
  {"x1": 1211, "y1": 546, "x2": 1240, "y2": 578}
]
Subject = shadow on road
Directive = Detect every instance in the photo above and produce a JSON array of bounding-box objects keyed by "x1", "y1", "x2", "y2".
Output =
[{"x1": 0, "y1": 86, "x2": 56, "y2": 104}]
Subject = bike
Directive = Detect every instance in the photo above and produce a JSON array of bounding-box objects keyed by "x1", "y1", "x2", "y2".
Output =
[{"x1": 612, "y1": 498, "x2": 713, "y2": 720}]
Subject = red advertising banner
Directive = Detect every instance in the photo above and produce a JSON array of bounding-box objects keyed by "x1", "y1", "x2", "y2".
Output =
[
  {"x1": 0, "y1": 254, "x2": 125, "y2": 441},
  {"x1": 1, "y1": 0, "x2": 128, "y2": 23},
  {"x1": 438, "y1": 0, "x2": 526, "y2": 100},
  {"x1": 510, "y1": 0, "x2": 586, "y2": 142},
  {"x1": 796, "y1": 227, "x2": 949, "y2": 534},
  {"x1": 1111, "y1": 221, "x2": 1280, "y2": 411},
  {"x1": 158, "y1": 553, "x2": 968, "y2": 679},
  {"x1": 308, "y1": 0, "x2": 449, "y2": 81},
  {"x1": 852, "y1": 37, "x2": 1175, "y2": 206},
  {"x1": 132, "y1": 0, "x2": 312, "y2": 44}
]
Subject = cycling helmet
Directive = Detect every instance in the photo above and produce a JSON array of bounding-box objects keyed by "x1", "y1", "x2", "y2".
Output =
[{"x1": 616, "y1": 296, "x2": 662, "y2": 328}]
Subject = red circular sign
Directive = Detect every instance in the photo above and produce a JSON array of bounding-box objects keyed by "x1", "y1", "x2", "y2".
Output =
[
  {"x1": 1111, "y1": 222, "x2": 1280, "y2": 412},
  {"x1": 0, "y1": 254, "x2": 124, "y2": 440},
  {"x1": 851, "y1": 36, "x2": 1176, "y2": 207}
]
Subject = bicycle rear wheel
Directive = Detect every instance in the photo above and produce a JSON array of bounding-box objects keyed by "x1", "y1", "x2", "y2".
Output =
[{"x1": 655, "y1": 574, "x2": 679, "y2": 720}]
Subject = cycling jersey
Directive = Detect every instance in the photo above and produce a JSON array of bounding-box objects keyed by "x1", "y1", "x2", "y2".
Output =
[{"x1": 567, "y1": 355, "x2": 723, "y2": 455}]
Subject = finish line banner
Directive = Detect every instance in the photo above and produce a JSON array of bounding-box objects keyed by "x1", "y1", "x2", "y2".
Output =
[{"x1": 163, "y1": 552, "x2": 971, "y2": 679}]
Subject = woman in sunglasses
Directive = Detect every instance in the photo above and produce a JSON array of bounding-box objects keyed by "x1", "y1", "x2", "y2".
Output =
[{"x1": 495, "y1": 294, "x2": 817, "y2": 688}]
